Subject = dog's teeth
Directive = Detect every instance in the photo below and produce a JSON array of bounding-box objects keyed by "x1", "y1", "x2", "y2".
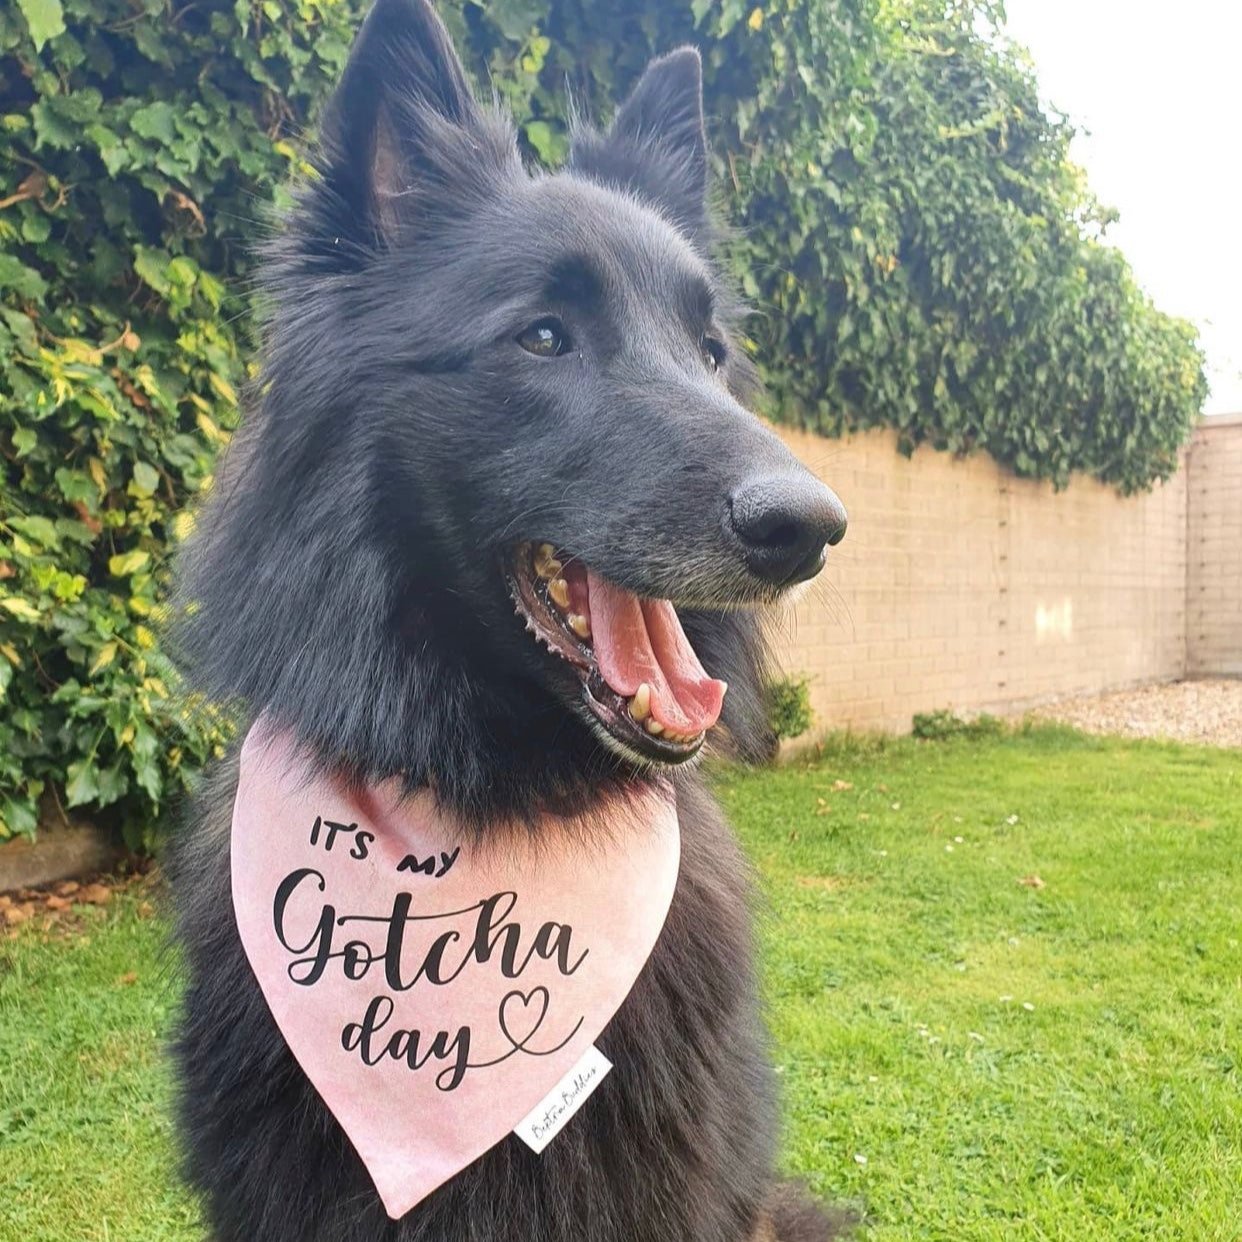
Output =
[
  {"x1": 548, "y1": 577, "x2": 570, "y2": 610},
  {"x1": 646, "y1": 718, "x2": 664, "y2": 736},
  {"x1": 533, "y1": 541, "x2": 561, "y2": 577},
  {"x1": 568, "y1": 613, "x2": 591, "y2": 640},
  {"x1": 628, "y1": 683, "x2": 651, "y2": 722},
  {"x1": 535, "y1": 545, "x2": 563, "y2": 580}
]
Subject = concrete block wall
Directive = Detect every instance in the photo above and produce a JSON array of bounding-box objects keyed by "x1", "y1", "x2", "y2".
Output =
[
  {"x1": 770, "y1": 418, "x2": 1240, "y2": 736},
  {"x1": 1187, "y1": 413, "x2": 1242, "y2": 676}
]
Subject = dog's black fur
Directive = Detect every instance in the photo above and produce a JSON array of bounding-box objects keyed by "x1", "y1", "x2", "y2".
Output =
[{"x1": 170, "y1": 2, "x2": 850, "y2": 1238}]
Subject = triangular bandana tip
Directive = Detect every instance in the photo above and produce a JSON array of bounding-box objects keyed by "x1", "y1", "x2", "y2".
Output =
[{"x1": 231, "y1": 724, "x2": 680, "y2": 1219}]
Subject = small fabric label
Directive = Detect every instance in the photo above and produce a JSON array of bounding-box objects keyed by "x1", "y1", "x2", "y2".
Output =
[{"x1": 513, "y1": 1044, "x2": 613, "y2": 1154}]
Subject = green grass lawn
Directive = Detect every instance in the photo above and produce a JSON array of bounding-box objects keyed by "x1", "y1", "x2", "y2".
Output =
[{"x1": 2, "y1": 725, "x2": 1240, "y2": 1241}]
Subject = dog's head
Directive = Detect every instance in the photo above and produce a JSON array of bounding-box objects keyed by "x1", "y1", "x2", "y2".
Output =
[{"x1": 180, "y1": 0, "x2": 845, "y2": 810}]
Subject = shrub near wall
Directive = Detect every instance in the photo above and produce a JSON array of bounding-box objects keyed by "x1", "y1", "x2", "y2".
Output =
[{"x1": 0, "y1": 0, "x2": 1207, "y2": 843}]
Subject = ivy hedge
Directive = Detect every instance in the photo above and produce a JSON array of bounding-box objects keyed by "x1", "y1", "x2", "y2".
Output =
[{"x1": 0, "y1": 0, "x2": 1207, "y2": 842}]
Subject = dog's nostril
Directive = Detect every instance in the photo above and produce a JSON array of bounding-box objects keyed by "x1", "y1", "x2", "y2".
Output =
[
  {"x1": 750, "y1": 519, "x2": 800, "y2": 550},
  {"x1": 728, "y1": 475, "x2": 847, "y2": 586}
]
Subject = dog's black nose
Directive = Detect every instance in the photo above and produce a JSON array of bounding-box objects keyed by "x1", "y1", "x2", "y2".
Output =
[{"x1": 727, "y1": 474, "x2": 847, "y2": 586}]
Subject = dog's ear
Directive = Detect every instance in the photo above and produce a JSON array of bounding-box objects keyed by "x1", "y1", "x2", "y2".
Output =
[
  {"x1": 316, "y1": 0, "x2": 514, "y2": 247},
  {"x1": 570, "y1": 47, "x2": 711, "y2": 245}
]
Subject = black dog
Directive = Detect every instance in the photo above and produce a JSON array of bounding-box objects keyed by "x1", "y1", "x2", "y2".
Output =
[{"x1": 171, "y1": 1, "x2": 848, "y2": 1238}]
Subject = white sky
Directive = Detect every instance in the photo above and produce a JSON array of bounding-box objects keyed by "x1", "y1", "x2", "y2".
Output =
[{"x1": 1002, "y1": 0, "x2": 1242, "y2": 415}]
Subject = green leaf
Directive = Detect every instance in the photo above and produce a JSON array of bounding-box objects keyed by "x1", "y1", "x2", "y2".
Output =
[
  {"x1": 108, "y1": 549, "x2": 151, "y2": 576},
  {"x1": 130, "y1": 101, "x2": 177, "y2": 145},
  {"x1": 0, "y1": 795, "x2": 39, "y2": 838},
  {"x1": 0, "y1": 255, "x2": 48, "y2": 301},
  {"x1": 96, "y1": 761, "x2": 130, "y2": 807},
  {"x1": 524, "y1": 120, "x2": 557, "y2": 164},
  {"x1": 22, "y1": 212, "x2": 52, "y2": 244},
  {"x1": 55, "y1": 467, "x2": 96, "y2": 503},
  {"x1": 9, "y1": 515, "x2": 60, "y2": 547},
  {"x1": 11, "y1": 427, "x2": 37, "y2": 457},
  {"x1": 29, "y1": 99, "x2": 78, "y2": 149},
  {"x1": 130, "y1": 461, "x2": 160, "y2": 496},
  {"x1": 86, "y1": 123, "x2": 129, "y2": 176},
  {"x1": 134, "y1": 756, "x2": 162, "y2": 803},
  {"x1": 64, "y1": 757, "x2": 100, "y2": 808},
  {"x1": 17, "y1": 0, "x2": 64, "y2": 52},
  {"x1": 132, "y1": 246, "x2": 171, "y2": 296},
  {"x1": 166, "y1": 255, "x2": 199, "y2": 286}
]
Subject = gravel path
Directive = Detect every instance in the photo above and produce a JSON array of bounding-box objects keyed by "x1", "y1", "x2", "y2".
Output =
[{"x1": 1031, "y1": 679, "x2": 1242, "y2": 749}]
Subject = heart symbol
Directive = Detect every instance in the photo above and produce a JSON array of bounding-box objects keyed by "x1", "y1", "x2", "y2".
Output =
[
  {"x1": 231, "y1": 725, "x2": 680, "y2": 1220},
  {"x1": 499, "y1": 987, "x2": 551, "y2": 1049}
]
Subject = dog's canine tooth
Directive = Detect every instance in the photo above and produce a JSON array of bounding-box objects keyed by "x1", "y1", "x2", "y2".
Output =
[
  {"x1": 535, "y1": 544, "x2": 563, "y2": 580},
  {"x1": 629, "y1": 683, "x2": 651, "y2": 721},
  {"x1": 568, "y1": 613, "x2": 591, "y2": 640},
  {"x1": 548, "y1": 577, "x2": 570, "y2": 610},
  {"x1": 646, "y1": 718, "x2": 664, "y2": 736}
]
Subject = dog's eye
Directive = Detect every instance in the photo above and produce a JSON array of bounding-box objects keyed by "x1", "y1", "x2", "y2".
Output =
[
  {"x1": 701, "y1": 335, "x2": 726, "y2": 373},
  {"x1": 517, "y1": 317, "x2": 571, "y2": 358}
]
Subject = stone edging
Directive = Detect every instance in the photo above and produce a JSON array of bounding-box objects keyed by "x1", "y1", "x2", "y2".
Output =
[{"x1": 0, "y1": 826, "x2": 122, "y2": 894}]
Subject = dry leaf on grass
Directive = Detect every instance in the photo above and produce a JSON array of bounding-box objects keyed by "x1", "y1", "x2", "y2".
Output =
[{"x1": 1018, "y1": 874, "x2": 1046, "y2": 889}]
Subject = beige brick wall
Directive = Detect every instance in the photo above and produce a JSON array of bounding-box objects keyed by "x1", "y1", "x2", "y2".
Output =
[
  {"x1": 772, "y1": 424, "x2": 1196, "y2": 735},
  {"x1": 1187, "y1": 414, "x2": 1242, "y2": 676}
]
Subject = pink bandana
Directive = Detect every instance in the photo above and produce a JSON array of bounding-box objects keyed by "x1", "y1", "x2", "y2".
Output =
[{"x1": 230, "y1": 724, "x2": 680, "y2": 1219}]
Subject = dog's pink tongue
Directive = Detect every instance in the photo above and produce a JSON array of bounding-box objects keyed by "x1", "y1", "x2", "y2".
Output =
[{"x1": 586, "y1": 570, "x2": 727, "y2": 735}]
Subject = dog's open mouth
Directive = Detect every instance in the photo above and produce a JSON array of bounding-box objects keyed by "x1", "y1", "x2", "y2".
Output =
[{"x1": 506, "y1": 542, "x2": 727, "y2": 764}]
